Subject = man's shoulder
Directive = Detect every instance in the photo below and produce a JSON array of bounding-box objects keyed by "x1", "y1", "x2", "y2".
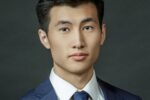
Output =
[
  {"x1": 21, "y1": 78, "x2": 142, "y2": 100},
  {"x1": 20, "y1": 79, "x2": 54, "y2": 100},
  {"x1": 97, "y1": 78, "x2": 142, "y2": 100}
]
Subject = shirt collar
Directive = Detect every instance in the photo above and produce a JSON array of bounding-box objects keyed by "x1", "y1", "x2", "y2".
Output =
[
  {"x1": 50, "y1": 68, "x2": 104, "y2": 100},
  {"x1": 82, "y1": 71, "x2": 104, "y2": 100},
  {"x1": 50, "y1": 68, "x2": 76, "y2": 100}
]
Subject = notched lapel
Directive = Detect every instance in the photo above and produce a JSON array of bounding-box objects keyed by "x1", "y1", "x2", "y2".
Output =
[
  {"x1": 35, "y1": 79, "x2": 58, "y2": 100},
  {"x1": 97, "y1": 78, "x2": 117, "y2": 100},
  {"x1": 41, "y1": 91, "x2": 57, "y2": 100}
]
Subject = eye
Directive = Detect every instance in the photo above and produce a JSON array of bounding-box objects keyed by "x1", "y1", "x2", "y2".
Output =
[
  {"x1": 59, "y1": 27, "x2": 70, "y2": 32},
  {"x1": 82, "y1": 26, "x2": 94, "y2": 31}
]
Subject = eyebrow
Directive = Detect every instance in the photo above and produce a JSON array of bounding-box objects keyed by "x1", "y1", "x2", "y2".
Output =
[
  {"x1": 55, "y1": 21, "x2": 72, "y2": 27},
  {"x1": 55, "y1": 17, "x2": 97, "y2": 26},
  {"x1": 81, "y1": 18, "x2": 97, "y2": 24}
]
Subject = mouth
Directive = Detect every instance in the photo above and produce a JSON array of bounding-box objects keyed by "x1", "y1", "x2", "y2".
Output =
[{"x1": 69, "y1": 52, "x2": 89, "y2": 61}]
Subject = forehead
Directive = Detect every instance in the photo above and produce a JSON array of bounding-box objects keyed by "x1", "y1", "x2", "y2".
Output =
[{"x1": 48, "y1": 3, "x2": 99, "y2": 24}]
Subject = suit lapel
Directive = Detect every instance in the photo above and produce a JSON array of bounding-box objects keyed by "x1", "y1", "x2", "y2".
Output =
[
  {"x1": 34, "y1": 79, "x2": 58, "y2": 100},
  {"x1": 41, "y1": 90, "x2": 58, "y2": 100},
  {"x1": 36, "y1": 78, "x2": 119, "y2": 100},
  {"x1": 97, "y1": 78, "x2": 117, "y2": 100}
]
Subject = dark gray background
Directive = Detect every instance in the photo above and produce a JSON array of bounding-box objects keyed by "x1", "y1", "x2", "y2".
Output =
[{"x1": 0, "y1": 0, "x2": 149, "y2": 100}]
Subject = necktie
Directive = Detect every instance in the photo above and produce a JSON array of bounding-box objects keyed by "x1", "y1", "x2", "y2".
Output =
[{"x1": 73, "y1": 91, "x2": 89, "y2": 100}]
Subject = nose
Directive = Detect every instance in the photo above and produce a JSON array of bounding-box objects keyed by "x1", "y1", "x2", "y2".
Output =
[{"x1": 72, "y1": 31, "x2": 85, "y2": 49}]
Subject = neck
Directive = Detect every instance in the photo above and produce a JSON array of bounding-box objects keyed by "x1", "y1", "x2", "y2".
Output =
[{"x1": 53, "y1": 66, "x2": 93, "y2": 89}]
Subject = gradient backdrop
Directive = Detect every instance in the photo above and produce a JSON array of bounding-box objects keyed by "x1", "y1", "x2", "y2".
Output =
[{"x1": 0, "y1": 0, "x2": 150, "y2": 100}]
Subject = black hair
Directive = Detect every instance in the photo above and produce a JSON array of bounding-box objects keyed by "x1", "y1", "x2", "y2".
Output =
[{"x1": 36, "y1": 0, "x2": 104, "y2": 32}]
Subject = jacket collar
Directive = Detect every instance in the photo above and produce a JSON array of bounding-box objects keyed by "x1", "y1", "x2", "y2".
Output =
[
  {"x1": 36, "y1": 78, "x2": 117, "y2": 100},
  {"x1": 34, "y1": 79, "x2": 58, "y2": 100},
  {"x1": 97, "y1": 78, "x2": 117, "y2": 100}
]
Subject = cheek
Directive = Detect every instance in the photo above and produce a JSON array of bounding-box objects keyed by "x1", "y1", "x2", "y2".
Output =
[
  {"x1": 90, "y1": 40, "x2": 100, "y2": 61},
  {"x1": 49, "y1": 38, "x2": 68, "y2": 58},
  {"x1": 87, "y1": 35, "x2": 101, "y2": 56},
  {"x1": 50, "y1": 45, "x2": 65, "y2": 64},
  {"x1": 87, "y1": 34, "x2": 101, "y2": 49},
  {"x1": 91, "y1": 43, "x2": 100, "y2": 57}
]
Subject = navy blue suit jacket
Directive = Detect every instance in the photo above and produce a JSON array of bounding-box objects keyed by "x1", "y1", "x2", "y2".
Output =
[{"x1": 21, "y1": 78, "x2": 142, "y2": 100}]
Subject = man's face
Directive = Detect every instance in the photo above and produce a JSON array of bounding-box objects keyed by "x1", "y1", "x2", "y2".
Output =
[{"x1": 39, "y1": 3, "x2": 106, "y2": 75}]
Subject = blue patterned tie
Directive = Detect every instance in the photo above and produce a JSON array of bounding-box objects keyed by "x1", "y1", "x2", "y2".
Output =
[{"x1": 73, "y1": 91, "x2": 89, "y2": 100}]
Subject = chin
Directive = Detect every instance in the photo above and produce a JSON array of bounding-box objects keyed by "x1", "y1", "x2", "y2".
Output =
[{"x1": 68, "y1": 65, "x2": 92, "y2": 75}]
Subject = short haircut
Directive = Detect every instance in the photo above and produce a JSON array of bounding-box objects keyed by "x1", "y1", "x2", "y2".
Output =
[{"x1": 36, "y1": 0, "x2": 104, "y2": 32}]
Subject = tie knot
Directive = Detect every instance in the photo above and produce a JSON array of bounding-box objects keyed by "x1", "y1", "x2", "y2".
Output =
[{"x1": 73, "y1": 91, "x2": 89, "y2": 100}]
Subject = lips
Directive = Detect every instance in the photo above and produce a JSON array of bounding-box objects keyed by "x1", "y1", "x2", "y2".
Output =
[{"x1": 69, "y1": 52, "x2": 89, "y2": 61}]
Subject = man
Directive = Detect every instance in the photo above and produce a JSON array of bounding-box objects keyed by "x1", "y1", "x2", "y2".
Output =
[{"x1": 21, "y1": 0, "x2": 142, "y2": 100}]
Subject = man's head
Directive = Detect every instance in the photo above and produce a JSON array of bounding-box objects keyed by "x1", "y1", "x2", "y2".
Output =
[
  {"x1": 36, "y1": 0, "x2": 106, "y2": 77},
  {"x1": 36, "y1": 0, "x2": 104, "y2": 32}
]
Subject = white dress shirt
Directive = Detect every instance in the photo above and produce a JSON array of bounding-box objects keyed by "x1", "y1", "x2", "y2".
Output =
[{"x1": 50, "y1": 68, "x2": 105, "y2": 100}]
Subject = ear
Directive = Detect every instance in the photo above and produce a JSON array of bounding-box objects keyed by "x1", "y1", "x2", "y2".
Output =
[
  {"x1": 38, "y1": 29, "x2": 50, "y2": 49},
  {"x1": 100, "y1": 24, "x2": 106, "y2": 45}
]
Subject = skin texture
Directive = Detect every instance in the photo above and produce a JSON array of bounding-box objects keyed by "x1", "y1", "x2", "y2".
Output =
[{"x1": 38, "y1": 3, "x2": 106, "y2": 89}]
